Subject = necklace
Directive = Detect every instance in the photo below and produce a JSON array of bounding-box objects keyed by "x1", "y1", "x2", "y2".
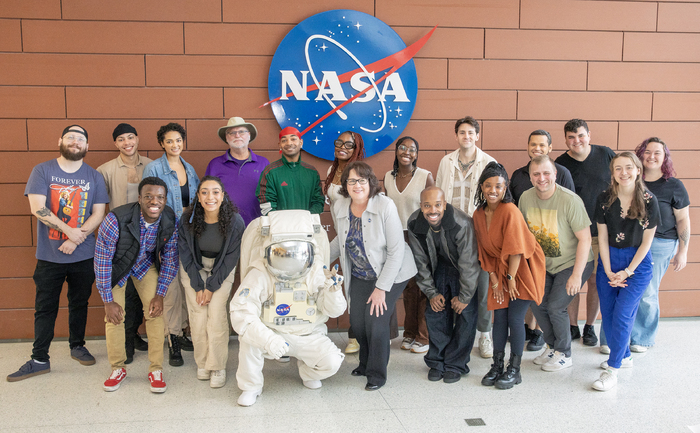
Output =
[
  {"x1": 459, "y1": 158, "x2": 475, "y2": 173},
  {"x1": 396, "y1": 168, "x2": 415, "y2": 179},
  {"x1": 429, "y1": 225, "x2": 441, "y2": 233}
]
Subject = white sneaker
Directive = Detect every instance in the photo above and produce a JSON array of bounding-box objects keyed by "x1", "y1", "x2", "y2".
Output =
[
  {"x1": 479, "y1": 335, "x2": 493, "y2": 358},
  {"x1": 197, "y1": 368, "x2": 210, "y2": 380},
  {"x1": 401, "y1": 337, "x2": 415, "y2": 350},
  {"x1": 276, "y1": 356, "x2": 291, "y2": 363},
  {"x1": 542, "y1": 351, "x2": 572, "y2": 371},
  {"x1": 600, "y1": 356, "x2": 633, "y2": 369},
  {"x1": 410, "y1": 342, "x2": 429, "y2": 353},
  {"x1": 303, "y1": 379, "x2": 322, "y2": 389},
  {"x1": 592, "y1": 369, "x2": 618, "y2": 391},
  {"x1": 600, "y1": 345, "x2": 610, "y2": 354},
  {"x1": 210, "y1": 369, "x2": 226, "y2": 388},
  {"x1": 533, "y1": 347, "x2": 555, "y2": 365},
  {"x1": 237, "y1": 389, "x2": 262, "y2": 406},
  {"x1": 630, "y1": 344, "x2": 648, "y2": 353}
]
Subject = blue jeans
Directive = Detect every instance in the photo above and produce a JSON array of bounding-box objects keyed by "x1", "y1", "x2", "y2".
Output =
[{"x1": 630, "y1": 238, "x2": 678, "y2": 347}]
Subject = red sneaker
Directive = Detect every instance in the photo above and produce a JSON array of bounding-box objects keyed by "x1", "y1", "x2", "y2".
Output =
[
  {"x1": 148, "y1": 370, "x2": 167, "y2": 393},
  {"x1": 103, "y1": 368, "x2": 127, "y2": 392}
]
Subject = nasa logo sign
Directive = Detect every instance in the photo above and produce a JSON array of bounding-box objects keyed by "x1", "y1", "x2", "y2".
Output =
[
  {"x1": 276, "y1": 304, "x2": 291, "y2": 316},
  {"x1": 265, "y1": 10, "x2": 434, "y2": 160}
]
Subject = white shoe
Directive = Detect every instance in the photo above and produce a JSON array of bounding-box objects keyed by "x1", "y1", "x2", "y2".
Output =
[
  {"x1": 600, "y1": 356, "x2": 633, "y2": 369},
  {"x1": 541, "y1": 351, "x2": 572, "y2": 371},
  {"x1": 630, "y1": 344, "x2": 648, "y2": 353},
  {"x1": 197, "y1": 368, "x2": 210, "y2": 380},
  {"x1": 592, "y1": 369, "x2": 618, "y2": 391},
  {"x1": 276, "y1": 356, "x2": 291, "y2": 363},
  {"x1": 533, "y1": 348, "x2": 555, "y2": 365},
  {"x1": 599, "y1": 345, "x2": 610, "y2": 354},
  {"x1": 400, "y1": 337, "x2": 415, "y2": 350},
  {"x1": 479, "y1": 335, "x2": 493, "y2": 358},
  {"x1": 303, "y1": 379, "x2": 322, "y2": 389},
  {"x1": 410, "y1": 341, "x2": 429, "y2": 353},
  {"x1": 210, "y1": 369, "x2": 226, "y2": 388},
  {"x1": 237, "y1": 389, "x2": 262, "y2": 406},
  {"x1": 345, "y1": 338, "x2": 360, "y2": 354}
]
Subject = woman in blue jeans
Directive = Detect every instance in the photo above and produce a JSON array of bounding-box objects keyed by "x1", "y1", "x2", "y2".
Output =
[
  {"x1": 593, "y1": 152, "x2": 659, "y2": 392},
  {"x1": 629, "y1": 138, "x2": 690, "y2": 352}
]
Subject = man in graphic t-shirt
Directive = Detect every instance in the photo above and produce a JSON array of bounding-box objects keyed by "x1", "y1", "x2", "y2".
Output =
[{"x1": 7, "y1": 125, "x2": 109, "y2": 382}]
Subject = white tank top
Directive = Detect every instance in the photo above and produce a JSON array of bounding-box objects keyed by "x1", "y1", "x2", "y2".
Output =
[{"x1": 384, "y1": 167, "x2": 430, "y2": 230}]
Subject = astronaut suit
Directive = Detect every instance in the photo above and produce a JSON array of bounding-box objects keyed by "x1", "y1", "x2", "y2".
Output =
[{"x1": 230, "y1": 210, "x2": 346, "y2": 406}]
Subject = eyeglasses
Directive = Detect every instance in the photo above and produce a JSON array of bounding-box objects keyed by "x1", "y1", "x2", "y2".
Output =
[
  {"x1": 398, "y1": 145, "x2": 417, "y2": 154},
  {"x1": 227, "y1": 129, "x2": 249, "y2": 137},
  {"x1": 63, "y1": 134, "x2": 86, "y2": 144},
  {"x1": 334, "y1": 140, "x2": 356, "y2": 149},
  {"x1": 347, "y1": 178, "x2": 368, "y2": 186}
]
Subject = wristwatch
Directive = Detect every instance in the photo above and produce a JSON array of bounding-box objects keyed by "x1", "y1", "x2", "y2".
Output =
[
  {"x1": 506, "y1": 273, "x2": 514, "y2": 281},
  {"x1": 624, "y1": 268, "x2": 634, "y2": 278}
]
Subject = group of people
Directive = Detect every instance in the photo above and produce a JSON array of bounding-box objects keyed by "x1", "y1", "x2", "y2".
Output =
[{"x1": 6, "y1": 114, "x2": 689, "y2": 403}]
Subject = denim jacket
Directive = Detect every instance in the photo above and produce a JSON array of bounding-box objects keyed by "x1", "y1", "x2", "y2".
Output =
[{"x1": 143, "y1": 153, "x2": 199, "y2": 218}]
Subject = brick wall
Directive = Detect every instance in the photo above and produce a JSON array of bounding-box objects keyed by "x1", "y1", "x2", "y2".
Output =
[{"x1": 1, "y1": 0, "x2": 698, "y2": 339}]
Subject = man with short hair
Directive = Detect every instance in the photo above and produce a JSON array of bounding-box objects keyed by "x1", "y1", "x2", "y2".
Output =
[
  {"x1": 205, "y1": 117, "x2": 270, "y2": 226},
  {"x1": 435, "y1": 116, "x2": 495, "y2": 358},
  {"x1": 95, "y1": 177, "x2": 178, "y2": 393},
  {"x1": 97, "y1": 123, "x2": 153, "y2": 364},
  {"x1": 8, "y1": 125, "x2": 109, "y2": 382},
  {"x1": 256, "y1": 127, "x2": 324, "y2": 215},
  {"x1": 555, "y1": 119, "x2": 616, "y2": 347},
  {"x1": 407, "y1": 187, "x2": 480, "y2": 383},
  {"x1": 518, "y1": 156, "x2": 595, "y2": 371}
]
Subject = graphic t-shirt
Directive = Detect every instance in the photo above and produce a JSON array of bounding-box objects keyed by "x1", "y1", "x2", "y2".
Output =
[
  {"x1": 25, "y1": 159, "x2": 109, "y2": 263},
  {"x1": 519, "y1": 186, "x2": 593, "y2": 274}
]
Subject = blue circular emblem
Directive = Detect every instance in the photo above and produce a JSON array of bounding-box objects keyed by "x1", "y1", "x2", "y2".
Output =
[
  {"x1": 266, "y1": 10, "x2": 419, "y2": 160},
  {"x1": 276, "y1": 304, "x2": 291, "y2": 316}
]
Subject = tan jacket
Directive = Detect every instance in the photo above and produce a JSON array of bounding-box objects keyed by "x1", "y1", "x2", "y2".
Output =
[{"x1": 97, "y1": 154, "x2": 152, "y2": 209}]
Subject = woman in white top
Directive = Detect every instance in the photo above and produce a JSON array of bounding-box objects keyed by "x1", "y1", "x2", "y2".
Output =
[{"x1": 384, "y1": 136, "x2": 435, "y2": 353}]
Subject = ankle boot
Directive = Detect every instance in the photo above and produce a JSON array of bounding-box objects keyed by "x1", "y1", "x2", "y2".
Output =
[
  {"x1": 495, "y1": 353, "x2": 522, "y2": 389},
  {"x1": 481, "y1": 350, "x2": 505, "y2": 386},
  {"x1": 168, "y1": 334, "x2": 184, "y2": 367}
]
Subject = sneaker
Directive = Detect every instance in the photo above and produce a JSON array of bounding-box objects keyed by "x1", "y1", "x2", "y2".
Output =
[
  {"x1": 103, "y1": 368, "x2": 127, "y2": 392},
  {"x1": 582, "y1": 324, "x2": 598, "y2": 346},
  {"x1": 148, "y1": 370, "x2": 167, "y2": 393},
  {"x1": 133, "y1": 334, "x2": 149, "y2": 351},
  {"x1": 71, "y1": 346, "x2": 96, "y2": 366},
  {"x1": 428, "y1": 368, "x2": 444, "y2": 382},
  {"x1": 630, "y1": 344, "x2": 648, "y2": 353},
  {"x1": 345, "y1": 338, "x2": 360, "y2": 354},
  {"x1": 238, "y1": 389, "x2": 262, "y2": 406},
  {"x1": 600, "y1": 344, "x2": 610, "y2": 354},
  {"x1": 592, "y1": 369, "x2": 618, "y2": 391},
  {"x1": 542, "y1": 351, "x2": 572, "y2": 371},
  {"x1": 6, "y1": 359, "x2": 50, "y2": 382},
  {"x1": 210, "y1": 369, "x2": 226, "y2": 388},
  {"x1": 276, "y1": 356, "x2": 291, "y2": 363},
  {"x1": 600, "y1": 356, "x2": 633, "y2": 369},
  {"x1": 570, "y1": 325, "x2": 581, "y2": 340},
  {"x1": 443, "y1": 371, "x2": 461, "y2": 384},
  {"x1": 401, "y1": 337, "x2": 415, "y2": 350},
  {"x1": 526, "y1": 330, "x2": 545, "y2": 351},
  {"x1": 533, "y1": 347, "x2": 555, "y2": 365},
  {"x1": 479, "y1": 335, "x2": 493, "y2": 358},
  {"x1": 197, "y1": 368, "x2": 210, "y2": 380},
  {"x1": 178, "y1": 334, "x2": 194, "y2": 352},
  {"x1": 303, "y1": 379, "x2": 322, "y2": 389},
  {"x1": 410, "y1": 342, "x2": 429, "y2": 353}
]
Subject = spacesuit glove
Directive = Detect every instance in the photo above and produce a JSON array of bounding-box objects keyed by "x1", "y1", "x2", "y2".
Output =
[
  {"x1": 265, "y1": 335, "x2": 290, "y2": 359},
  {"x1": 323, "y1": 264, "x2": 344, "y2": 292}
]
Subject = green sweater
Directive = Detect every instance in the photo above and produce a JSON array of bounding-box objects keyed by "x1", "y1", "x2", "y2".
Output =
[{"x1": 256, "y1": 156, "x2": 324, "y2": 215}]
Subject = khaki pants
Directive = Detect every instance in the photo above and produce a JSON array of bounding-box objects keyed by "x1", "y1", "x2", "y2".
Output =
[
  {"x1": 163, "y1": 269, "x2": 187, "y2": 338},
  {"x1": 180, "y1": 258, "x2": 236, "y2": 371},
  {"x1": 105, "y1": 266, "x2": 164, "y2": 372}
]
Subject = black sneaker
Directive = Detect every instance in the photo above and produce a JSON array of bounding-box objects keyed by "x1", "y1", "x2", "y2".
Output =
[
  {"x1": 125, "y1": 336, "x2": 134, "y2": 365},
  {"x1": 524, "y1": 324, "x2": 535, "y2": 341},
  {"x1": 178, "y1": 334, "x2": 194, "y2": 352},
  {"x1": 7, "y1": 360, "x2": 50, "y2": 382},
  {"x1": 570, "y1": 325, "x2": 581, "y2": 340},
  {"x1": 169, "y1": 334, "x2": 184, "y2": 367},
  {"x1": 526, "y1": 330, "x2": 545, "y2": 351},
  {"x1": 582, "y1": 324, "x2": 598, "y2": 346},
  {"x1": 428, "y1": 368, "x2": 444, "y2": 381},
  {"x1": 71, "y1": 346, "x2": 96, "y2": 366},
  {"x1": 134, "y1": 334, "x2": 149, "y2": 352},
  {"x1": 443, "y1": 371, "x2": 461, "y2": 383}
]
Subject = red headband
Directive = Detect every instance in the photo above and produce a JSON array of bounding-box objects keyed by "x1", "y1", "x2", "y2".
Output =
[{"x1": 279, "y1": 126, "x2": 301, "y2": 140}]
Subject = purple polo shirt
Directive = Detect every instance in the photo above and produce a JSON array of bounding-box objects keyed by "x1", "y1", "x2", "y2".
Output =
[{"x1": 205, "y1": 149, "x2": 270, "y2": 226}]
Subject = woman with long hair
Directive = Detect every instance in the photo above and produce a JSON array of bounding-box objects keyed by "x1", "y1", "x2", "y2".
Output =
[
  {"x1": 472, "y1": 162, "x2": 545, "y2": 390},
  {"x1": 178, "y1": 176, "x2": 245, "y2": 388},
  {"x1": 592, "y1": 152, "x2": 660, "y2": 391}
]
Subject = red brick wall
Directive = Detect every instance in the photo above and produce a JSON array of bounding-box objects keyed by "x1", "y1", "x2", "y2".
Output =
[{"x1": 1, "y1": 0, "x2": 698, "y2": 339}]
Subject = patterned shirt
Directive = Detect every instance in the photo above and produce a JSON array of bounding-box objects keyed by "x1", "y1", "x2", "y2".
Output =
[
  {"x1": 346, "y1": 209, "x2": 377, "y2": 280},
  {"x1": 94, "y1": 211, "x2": 179, "y2": 303}
]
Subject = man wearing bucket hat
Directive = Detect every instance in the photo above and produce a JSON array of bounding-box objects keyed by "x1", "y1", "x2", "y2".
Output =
[{"x1": 205, "y1": 117, "x2": 270, "y2": 226}]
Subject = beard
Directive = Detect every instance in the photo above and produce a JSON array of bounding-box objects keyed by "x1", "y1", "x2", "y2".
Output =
[{"x1": 60, "y1": 141, "x2": 87, "y2": 161}]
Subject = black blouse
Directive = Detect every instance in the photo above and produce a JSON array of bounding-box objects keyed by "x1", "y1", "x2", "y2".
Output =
[{"x1": 594, "y1": 189, "x2": 660, "y2": 249}]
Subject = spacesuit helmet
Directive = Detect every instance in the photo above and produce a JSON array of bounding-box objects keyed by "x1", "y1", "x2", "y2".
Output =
[{"x1": 264, "y1": 240, "x2": 315, "y2": 281}]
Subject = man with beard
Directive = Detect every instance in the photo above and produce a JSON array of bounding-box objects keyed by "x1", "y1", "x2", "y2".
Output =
[{"x1": 8, "y1": 125, "x2": 109, "y2": 382}]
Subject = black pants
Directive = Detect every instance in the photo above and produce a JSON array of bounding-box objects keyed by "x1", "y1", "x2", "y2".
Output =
[
  {"x1": 350, "y1": 277, "x2": 407, "y2": 387},
  {"x1": 493, "y1": 298, "x2": 530, "y2": 357},
  {"x1": 124, "y1": 277, "x2": 144, "y2": 339},
  {"x1": 31, "y1": 258, "x2": 94, "y2": 362}
]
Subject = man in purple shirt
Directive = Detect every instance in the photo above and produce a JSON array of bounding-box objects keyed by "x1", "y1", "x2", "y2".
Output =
[{"x1": 205, "y1": 117, "x2": 270, "y2": 226}]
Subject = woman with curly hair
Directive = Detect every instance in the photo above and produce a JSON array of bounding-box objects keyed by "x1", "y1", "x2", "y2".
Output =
[
  {"x1": 179, "y1": 176, "x2": 245, "y2": 388},
  {"x1": 592, "y1": 152, "x2": 660, "y2": 391},
  {"x1": 472, "y1": 162, "x2": 545, "y2": 390}
]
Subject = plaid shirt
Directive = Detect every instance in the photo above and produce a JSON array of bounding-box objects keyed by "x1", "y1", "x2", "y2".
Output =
[{"x1": 95, "y1": 211, "x2": 179, "y2": 303}]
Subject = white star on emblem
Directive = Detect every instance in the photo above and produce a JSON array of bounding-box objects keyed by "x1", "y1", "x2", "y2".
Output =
[
  {"x1": 320, "y1": 44, "x2": 328, "y2": 51},
  {"x1": 313, "y1": 137, "x2": 320, "y2": 145},
  {"x1": 354, "y1": 22, "x2": 362, "y2": 30},
  {"x1": 395, "y1": 107, "x2": 403, "y2": 115}
]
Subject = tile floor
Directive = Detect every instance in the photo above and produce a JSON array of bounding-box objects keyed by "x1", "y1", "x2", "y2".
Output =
[{"x1": 1, "y1": 319, "x2": 699, "y2": 433}]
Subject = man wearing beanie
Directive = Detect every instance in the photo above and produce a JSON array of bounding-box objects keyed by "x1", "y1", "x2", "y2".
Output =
[
  {"x1": 256, "y1": 127, "x2": 324, "y2": 215},
  {"x1": 8, "y1": 125, "x2": 110, "y2": 382},
  {"x1": 97, "y1": 123, "x2": 153, "y2": 364}
]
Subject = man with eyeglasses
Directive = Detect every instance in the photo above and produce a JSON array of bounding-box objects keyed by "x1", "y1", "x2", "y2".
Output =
[
  {"x1": 205, "y1": 117, "x2": 270, "y2": 226},
  {"x1": 257, "y1": 126, "x2": 325, "y2": 215},
  {"x1": 8, "y1": 125, "x2": 110, "y2": 382}
]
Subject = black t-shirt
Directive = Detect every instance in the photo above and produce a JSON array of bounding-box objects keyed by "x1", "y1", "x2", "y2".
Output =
[
  {"x1": 181, "y1": 178, "x2": 190, "y2": 208},
  {"x1": 644, "y1": 177, "x2": 690, "y2": 240},
  {"x1": 509, "y1": 161, "x2": 576, "y2": 205},
  {"x1": 198, "y1": 222, "x2": 223, "y2": 258},
  {"x1": 594, "y1": 189, "x2": 660, "y2": 249},
  {"x1": 555, "y1": 145, "x2": 616, "y2": 237}
]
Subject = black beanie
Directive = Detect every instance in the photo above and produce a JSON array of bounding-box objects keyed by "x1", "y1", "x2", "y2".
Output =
[{"x1": 112, "y1": 123, "x2": 138, "y2": 141}]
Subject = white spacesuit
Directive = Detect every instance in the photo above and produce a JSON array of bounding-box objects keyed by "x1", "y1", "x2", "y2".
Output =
[{"x1": 230, "y1": 210, "x2": 347, "y2": 407}]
